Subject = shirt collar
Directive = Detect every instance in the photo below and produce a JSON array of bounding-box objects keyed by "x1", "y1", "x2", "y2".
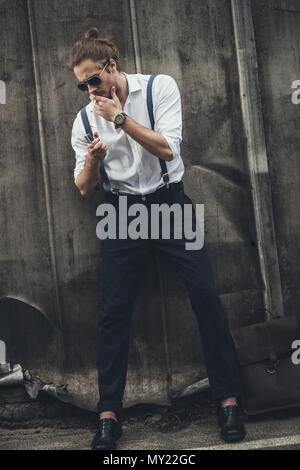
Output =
[{"x1": 121, "y1": 72, "x2": 142, "y2": 94}]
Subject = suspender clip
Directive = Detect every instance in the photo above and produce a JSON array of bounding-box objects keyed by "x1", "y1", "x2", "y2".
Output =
[
  {"x1": 84, "y1": 134, "x2": 94, "y2": 144},
  {"x1": 111, "y1": 188, "x2": 120, "y2": 196},
  {"x1": 162, "y1": 172, "x2": 170, "y2": 188}
]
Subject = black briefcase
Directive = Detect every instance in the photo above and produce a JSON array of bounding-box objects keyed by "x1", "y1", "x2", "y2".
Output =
[{"x1": 231, "y1": 314, "x2": 300, "y2": 415}]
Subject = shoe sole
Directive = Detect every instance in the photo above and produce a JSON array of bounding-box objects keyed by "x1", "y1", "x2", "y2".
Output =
[
  {"x1": 220, "y1": 430, "x2": 246, "y2": 443},
  {"x1": 92, "y1": 445, "x2": 116, "y2": 450}
]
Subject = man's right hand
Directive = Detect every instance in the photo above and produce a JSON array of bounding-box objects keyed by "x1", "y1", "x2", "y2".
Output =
[{"x1": 88, "y1": 131, "x2": 108, "y2": 160}]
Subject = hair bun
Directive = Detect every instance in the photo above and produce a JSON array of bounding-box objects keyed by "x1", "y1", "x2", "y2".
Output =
[{"x1": 83, "y1": 27, "x2": 99, "y2": 40}]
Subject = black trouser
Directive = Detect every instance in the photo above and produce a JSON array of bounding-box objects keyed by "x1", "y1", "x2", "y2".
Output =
[{"x1": 96, "y1": 182, "x2": 241, "y2": 415}]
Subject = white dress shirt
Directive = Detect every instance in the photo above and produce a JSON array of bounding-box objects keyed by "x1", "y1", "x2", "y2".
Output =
[{"x1": 71, "y1": 73, "x2": 185, "y2": 195}]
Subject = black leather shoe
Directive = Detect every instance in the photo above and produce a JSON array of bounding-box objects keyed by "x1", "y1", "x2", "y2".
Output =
[
  {"x1": 91, "y1": 418, "x2": 122, "y2": 450},
  {"x1": 217, "y1": 405, "x2": 246, "y2": 442}
]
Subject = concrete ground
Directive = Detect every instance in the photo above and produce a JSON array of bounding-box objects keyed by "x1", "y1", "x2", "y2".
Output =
[
  {"x1": 1, "y1": 387, "x2": 300, "y2": 450},
  {"x1": 2, "y1": 413, "x2": 300, "y2": 450}
]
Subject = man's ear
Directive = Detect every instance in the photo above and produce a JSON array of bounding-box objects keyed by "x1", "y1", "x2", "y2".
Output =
[{"x1": 108, "y1": 59, "x2": 118, "y2": 73}]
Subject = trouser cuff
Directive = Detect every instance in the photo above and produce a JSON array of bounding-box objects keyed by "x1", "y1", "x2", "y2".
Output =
[
  {"x1": 211, "y1": 389, "x2": 242, "y2": 402},
  {"x1": 97, "y1": 401, "x2": 123, "y2": 416}
]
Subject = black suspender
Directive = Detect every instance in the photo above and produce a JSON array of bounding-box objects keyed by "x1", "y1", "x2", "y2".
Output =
[
  {"x1": 146, "y1": 75, "x2": 170, "y2": 188},
  {"x1": 80, "y1": 107, "x2": 112, "y2": 193}
]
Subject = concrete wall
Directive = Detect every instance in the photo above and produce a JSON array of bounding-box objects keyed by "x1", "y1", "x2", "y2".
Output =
[
  {"x1": 0, "y1": 0, "x2": 297, "y2": 411},
  {"x1": 251, "y1": 0, "x2": 300, "y2": 317}
]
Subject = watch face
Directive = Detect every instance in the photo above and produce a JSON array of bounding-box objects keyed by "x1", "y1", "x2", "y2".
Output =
[{"x1": 115, "y1": 114, "x2": 124, "y2": 124}]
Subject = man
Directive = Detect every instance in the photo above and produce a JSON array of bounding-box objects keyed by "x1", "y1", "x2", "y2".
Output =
[{"x1": 69, "y1": 28, "x2": 246, "y2": 450}]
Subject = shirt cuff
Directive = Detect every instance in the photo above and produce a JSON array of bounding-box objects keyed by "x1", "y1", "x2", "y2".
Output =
[{"x1": 160, "y1": 133, "x2": 180, "y2": 160}]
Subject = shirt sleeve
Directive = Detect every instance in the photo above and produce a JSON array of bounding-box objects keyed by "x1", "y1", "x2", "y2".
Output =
[
  {"x1": 152, "y1": 74, "x2": 182, "y2": 160},
  {"x1": 71, "y1": 112, "x2": 89, "y2": 183}
]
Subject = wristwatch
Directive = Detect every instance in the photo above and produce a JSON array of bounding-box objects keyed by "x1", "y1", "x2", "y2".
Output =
[{"x1": 114, "y1": 112, "x2": 127, "y2": 129}]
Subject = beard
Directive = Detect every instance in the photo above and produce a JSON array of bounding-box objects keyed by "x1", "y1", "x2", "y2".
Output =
[{"x1": 94, "y1": 91, "x2": 112, "y2": 100}]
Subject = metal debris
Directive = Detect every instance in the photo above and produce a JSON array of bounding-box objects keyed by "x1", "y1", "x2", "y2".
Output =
[
  {"x1": 0, "y1": 364, "x2": 24, "y2": 387},
  {"x1": 171, "y1": 377, "x2": 210, "y2": 399},
  {"x1": 24, "y1": 376, "x2": 70, "y2": 403}
]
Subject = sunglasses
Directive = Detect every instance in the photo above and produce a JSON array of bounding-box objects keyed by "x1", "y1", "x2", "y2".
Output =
[{"x1": 77, "y1": 62, "x2": 108, "y2": 92}]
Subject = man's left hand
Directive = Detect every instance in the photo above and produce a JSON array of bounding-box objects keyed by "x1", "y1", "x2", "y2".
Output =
[{"x1": 94, "y1": 86, "x2": 122, "y2": 122}]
